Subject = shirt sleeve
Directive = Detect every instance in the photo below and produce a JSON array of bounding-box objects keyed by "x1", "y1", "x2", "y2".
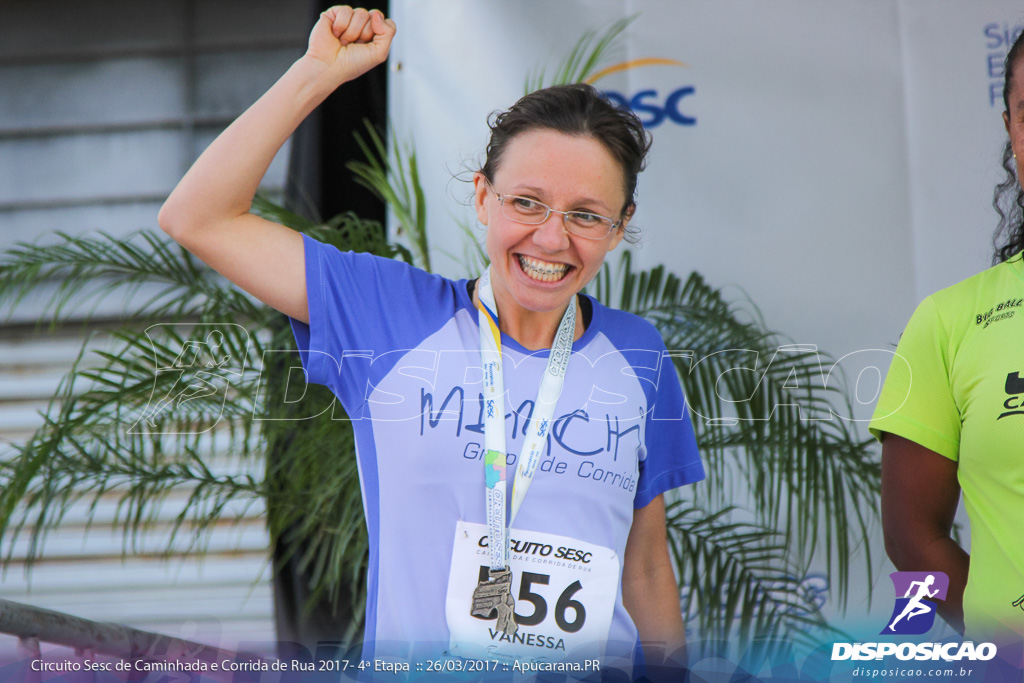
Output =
[
  {"x1": 630, "y1": 325, "x2": 706, "y2": 509},
  {"x1": 868, "y1": 295, "x2": 961, "y2": 461},
  {"x1": 289, "y1": 234, "x2": 454, "y2": 412}
]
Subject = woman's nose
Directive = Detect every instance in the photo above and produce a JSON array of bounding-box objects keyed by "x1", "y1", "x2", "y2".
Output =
[{"x1": 532, "y1": 211, "x2": 570, "y2": 251}]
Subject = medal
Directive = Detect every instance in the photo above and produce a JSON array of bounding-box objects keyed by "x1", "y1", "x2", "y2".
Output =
[
  {"x1": 473, "y1": 269, "x2": 575, "y2": 635},
  {"x1": 471, "y1": 566, "x2": 517, "y2": 635}
]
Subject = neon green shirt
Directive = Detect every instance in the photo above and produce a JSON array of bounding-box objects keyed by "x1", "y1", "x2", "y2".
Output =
[{"x1": 870, "y1": 254, "x2": 1024, "y2": 645}]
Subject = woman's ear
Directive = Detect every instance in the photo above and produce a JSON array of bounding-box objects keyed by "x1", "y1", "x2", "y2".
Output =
[{"x1": 473, "y1": 172, "x2": 490, "y2": 226}]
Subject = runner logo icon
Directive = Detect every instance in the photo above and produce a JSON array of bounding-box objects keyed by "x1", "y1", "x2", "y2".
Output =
[{"x1": 882, "y1": 571, "x2": 949, "y2": 635}]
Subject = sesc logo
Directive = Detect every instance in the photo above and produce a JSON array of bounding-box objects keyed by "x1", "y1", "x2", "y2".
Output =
[
  {"x1": 882, "y1": 571, "x2": 949, "y2": 636},
  {"x1": 587, "y1": 58, "x2": 696, "y2": 129}
]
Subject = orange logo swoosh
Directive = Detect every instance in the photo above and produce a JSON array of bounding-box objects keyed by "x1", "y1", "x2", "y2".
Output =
[{"x1": 585, "y1": 58, "x2": 688, "y2": 85}]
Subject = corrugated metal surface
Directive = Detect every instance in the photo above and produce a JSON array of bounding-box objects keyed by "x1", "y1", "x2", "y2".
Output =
[
  {"x1": 0, "y1": 0, "x2": 310, "y2": 656},
  {"x1": 0, "y1": 328, "x2": 276, "y2": 655}
]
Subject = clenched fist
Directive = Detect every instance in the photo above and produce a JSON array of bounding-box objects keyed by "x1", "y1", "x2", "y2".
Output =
[{"x1": 306, "y1": 6, "x2": 396, "y2": 85}]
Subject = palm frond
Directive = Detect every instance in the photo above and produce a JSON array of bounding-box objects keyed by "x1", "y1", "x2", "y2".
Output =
[
  {"x1": 346, "y1": 122, "x2": 430, "y2": 272},
  {"x1": 456, "y1": 219, "x2": 489, "y2": 278},
  {"x1": 0, "y1": 321, "x2": 266, "y2": 563},
  {"x1": 0, "y1": 206, "x2": 386, "y2": 633},
  {"x1": 0, "y1": 231, "x2": 264, "y2": 324},
  {"x1": 259, "y1": 316, "x2": 368, "y2": 626},
  {"x1": 594, "y1": 252, "x2": 881, "y2": 610},
  {"x1": 253, "y1": 193, "x2": 409, "y2": 264},
  {"x1": 525, "y1": 16, "x2": 637, "y2": 91},
  {"x1": 251, "y1": 193, "x2": 320, "y2": 231},
  {"x1": 667, "y1": 501, "x2": 832, "y2": 647}
]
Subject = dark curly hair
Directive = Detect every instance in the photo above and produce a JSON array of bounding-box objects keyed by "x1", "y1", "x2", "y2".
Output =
[
  {"x1": 993, "y1": 28, "x2": 1024, "y2": 263},
  {"x1": 479, "y1": 83, "x2": 652, "y2": 243}
]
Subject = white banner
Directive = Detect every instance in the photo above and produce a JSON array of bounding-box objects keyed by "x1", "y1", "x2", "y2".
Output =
[{"x1": 388, "y1": 0, "x2": 1024, "y2": 629}]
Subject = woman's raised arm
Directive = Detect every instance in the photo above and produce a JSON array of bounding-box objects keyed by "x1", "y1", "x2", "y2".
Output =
[{"x1": 158, "y1": 7, "x2": 396, "y2": 323}]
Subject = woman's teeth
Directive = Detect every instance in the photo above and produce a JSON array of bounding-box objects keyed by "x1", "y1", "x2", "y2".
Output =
[{"x1": 518, "y1": 255, "x2": 569, "y2": 282}]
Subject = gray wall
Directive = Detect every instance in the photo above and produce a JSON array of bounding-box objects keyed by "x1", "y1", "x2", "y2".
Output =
[{"x1": 0, "y1": 0, "x2": 308, "y2": 657}]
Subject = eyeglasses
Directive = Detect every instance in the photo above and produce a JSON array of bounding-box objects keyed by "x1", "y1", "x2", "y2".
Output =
[{"x1": 488, "y1": 184, "x2": 622, "y2": 240}]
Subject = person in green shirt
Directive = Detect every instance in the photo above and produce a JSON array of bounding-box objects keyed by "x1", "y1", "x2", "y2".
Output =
[{"x1": 870, "y1": 29, "x2": 1024, "y2": 666}]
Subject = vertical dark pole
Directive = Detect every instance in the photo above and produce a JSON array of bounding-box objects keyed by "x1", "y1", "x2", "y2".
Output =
[
  {"x1": 285, "y1": 0, "x2": 389, "y2": 226},
  {"x1": 273, "y1": 0, "x2": 389, "y2": 655}
]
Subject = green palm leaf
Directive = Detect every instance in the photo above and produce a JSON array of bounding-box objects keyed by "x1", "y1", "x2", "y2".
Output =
[
  {"x1": 666, "y1": 502, "x2": 832, "y2": 645},
  {"x1": 0, "y1": 321, "x2": 263, "y2": 562},
  {"x1": 525, "y1": 16, "x2": 637, "y2": 92},
  {"x1": 346, "y1": 122, "x2": 430, "y2": 272},
  {"x1": 0, "y1": 231, "x2": 263, "y2": 324},
  {"x1": 0, "y1": 202, "x2": 396, "y2": 633},
  {"x1": 593, "y1": 252, "x2": 881, "y2": 626}
]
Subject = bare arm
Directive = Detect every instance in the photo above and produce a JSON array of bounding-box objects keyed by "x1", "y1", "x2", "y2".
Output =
[
  {"x1": 881, "y1": 432, "x2": 968, "y2": 632},
  {"x1": 622, "y1": 494, "x2": 686, "y2": 666},
  {"x1": 158, "y1": 6, "x2": 396, "y2": 323}
]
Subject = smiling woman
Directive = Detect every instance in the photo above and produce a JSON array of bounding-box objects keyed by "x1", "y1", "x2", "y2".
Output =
[
  {"x1": 157, "y1": 4, "x2": 704, "y2": 678},
  {"x1": 474, "y1": 129, "x2": 628, "y2": 350}
]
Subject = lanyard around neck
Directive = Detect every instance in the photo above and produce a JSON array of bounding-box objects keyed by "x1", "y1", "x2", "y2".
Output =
[{"x1": 474, "y1": 269, "x2": 577, "y2": 571}]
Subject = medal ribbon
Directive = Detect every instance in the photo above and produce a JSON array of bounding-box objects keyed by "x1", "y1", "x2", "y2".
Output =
[{"x1": 475, "y1": 269, "x2": 576, "y2": 572}]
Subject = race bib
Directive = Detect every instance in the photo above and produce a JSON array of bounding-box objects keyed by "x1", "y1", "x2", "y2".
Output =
[{"x1": 445, "y1": 521, "x2": 619, "y2": 664}]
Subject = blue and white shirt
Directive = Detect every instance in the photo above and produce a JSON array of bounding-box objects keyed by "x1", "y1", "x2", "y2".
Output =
[{"x1": 290, "y1": 235, "x2": 704, "y2": 670}]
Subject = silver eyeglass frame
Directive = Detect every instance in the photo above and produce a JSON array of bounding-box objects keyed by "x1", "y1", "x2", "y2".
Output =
[{"x1": 486, "y1": 182, "x2": 622, "y2": 240}]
